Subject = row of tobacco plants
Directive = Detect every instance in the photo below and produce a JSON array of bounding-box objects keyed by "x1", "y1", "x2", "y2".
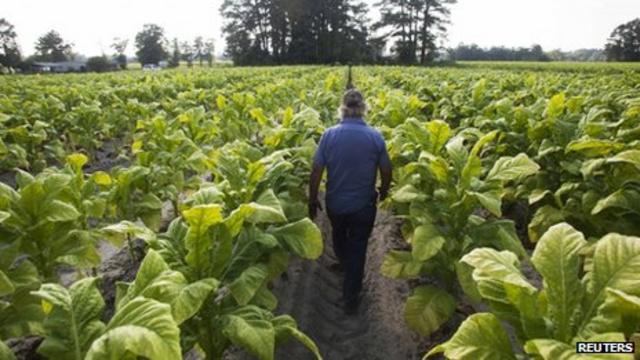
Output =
[
  {"x1": 362, "y1": 67, "x2": 640, "y2": 358},
  {"x1": 0, "y1": 67, "x2": 339, "y2": 359},
  {"x1": 1, "y1": 65, "x2": 639, "y2": 359}
]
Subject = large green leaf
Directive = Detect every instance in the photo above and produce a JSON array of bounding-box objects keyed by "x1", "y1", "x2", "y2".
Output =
[
  {"x1": 462, "y1": 248, "x2": 536, "y2": 303},
  {"x1": 566, "y1": 139, "x2": 624, "y2": 158},
  {"x1": 116, "y1": 250, "x2": 186, "y2": 309},
  {"x1": 468, "y1": 191, "x2": 502, "y2": 217},
  {"x1": 486, "y1": 153, "x2": 540, "y2": 183},
  {"x1": 101, "y1": 221, "x2": 156, "y2": 247},
  {"x1": 246, "y1": 189, "x2": 287, "y2": 224},
  {"x1": 469, "y1": 220, "x2": 528, "y2": 260},
  {"x1": 580, "y1": 233, "x2": 640, "y2": 333},
  {"x1": 229, "y1": 264, "x2": 269, "y2": 305},
  {"x1": 470, "y1": 130, "x2": 499, "y2": 158},
  {"x1": 404, "y1": 285, "x2": 455, "y2": 336},
  {"x1": 183, "y1": 204, "x2": 224, "y2": 274},
  {"x1": 272, "y1": 315, "x2": 321, "y2": 359},
  {"x1": 171, "y1": 278, "x2": 218, "y2": 324},
  {"x1": 0, "y1": 261, "x2": 44, "y2": 339},
  {"x1": 591, "y1": 188, "x2": 640, "y2": 215},
  {"x1": 411, "y1": 224, "x2": 445, "y2": 262},
  {"x1": 269, "y1": 218, "x2": 323, "y2": 259},
  {"x1": 528, "y1": 205, "x2": 565, "y2": 242},
  {"x1": 381, "y1": 250, "x2": 423, "y2": 279},
  {"x1": 85, "y1": 297, "x2": 181, "y2": 360},
  {"x1": 531, "y1": 223, "x2": 587, "y2": 342},
  {"x1": 426, "y1": 313, "x2": 516, "y2": 360},
  {"x1": 525, "y1": 332, "x2": 631, "y2": 360},
  {"x1": 544, "y1": 93, "x2": 565, "y2": 119},
  {"x1": 0, "y1": 211, "x2": 10, "y2": 224},
  {"x1": 222, "y1": 306, "x2": 275, "y2": 360},
  {"x1": 0, "y1": 270, "x2": 14, "y2": 297},
  {"x1": 461, "y1": 248, "x2": 537, "y2": 327},
  {"x1": 43, "y1": 200, "x2": 81, "y2": 222},
  {"x1": 456, "y1": 261, "x2": 482, "y2": 302},
  {"x1": 580, "y1": 288, "x2": 640, "y2": 339},
  {"x1": 606, "y1": 149, "x2": 640, "y2": 171},
  {"x1": 31, "y1": 278, "x2": 105, "y2": 360},
  {"x1": 0, "y1": 341, "x2": 16, "y2": 360},
  {"x1": 392, "y1": 184, "x2": 425, "y2": 203},
  {"x1": 225, "y1": 190, "x2": 287, "y2": 237},
  {"x1": 425, "y1": 120, "x2": 452, "y2": 153}
]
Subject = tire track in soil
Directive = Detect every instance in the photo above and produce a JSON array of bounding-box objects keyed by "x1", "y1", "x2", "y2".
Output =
[{"x1": 267, "y1": 209, "x2": 423, "y2": 360}]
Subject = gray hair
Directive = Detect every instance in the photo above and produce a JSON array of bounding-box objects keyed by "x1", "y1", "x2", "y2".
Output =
[{"x1": 340, "y1": 89, "x2": 368, "y2": 118}]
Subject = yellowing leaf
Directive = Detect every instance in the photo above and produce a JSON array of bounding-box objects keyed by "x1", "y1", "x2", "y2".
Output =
[
  {"x1": 250, "y1": 108, "x2": 268, "y2": 126},
  {"x1": 182, "y1": 205, "x2": 224, "y2": 229},
  {"x1": 132, "y1": 140, "x2": 143, "y2": 154},
  {"x1": 91, "y1": 171, "x2": 112, "y2": 186},
  {"x1": 67, "y1": 153, "x2": 88, "y2": 170},
  {"x1": 216, "y1": 94, "x2": 227, "y2": 110},
  {"x1": 41, "y1": 299, "x2": 53, "y2": 315},
  {"x1": 282, "y1": 107, "x2": 294, "y2": 126}
]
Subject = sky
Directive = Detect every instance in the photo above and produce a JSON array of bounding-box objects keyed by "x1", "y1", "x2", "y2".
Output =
[{"x1": 4, "y1": 0, "x2": 640, "y2": 57}]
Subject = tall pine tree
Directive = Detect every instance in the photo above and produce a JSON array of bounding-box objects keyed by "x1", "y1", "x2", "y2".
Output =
[
  {"x1": 221, "y1": 0, "x2": 373, "y2": 65},
  {"x1": 374, "y1": 0, "x2": 456, "y2": 64}
]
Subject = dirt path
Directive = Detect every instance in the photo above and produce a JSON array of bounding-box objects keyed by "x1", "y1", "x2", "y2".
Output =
[{"x1": 268, "y1": 209, "x2": 423, "y2": 360}]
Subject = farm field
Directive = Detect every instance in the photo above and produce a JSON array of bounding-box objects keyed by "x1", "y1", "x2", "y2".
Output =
[{"x1": 1, "y1": 64, "x2": 640, "y2": 359}]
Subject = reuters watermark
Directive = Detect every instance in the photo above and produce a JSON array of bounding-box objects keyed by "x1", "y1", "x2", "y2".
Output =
[{"x1": 576, "y1": 342, "x2": 635, "y2": 354}]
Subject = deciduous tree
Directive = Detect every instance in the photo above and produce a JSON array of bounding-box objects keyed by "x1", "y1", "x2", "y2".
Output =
[
  {"x1": 605, "y1": 18, "x2": 640, "y2": 62},
  {"x1": 134, "y1": 24, "x2": 168, "y2": 65},
  {"x1": 35, "y1": 30, "x2": 73, "y2": 62},
  {"x1": 0, "y1": 18, "x2": 21, "y2": 68}
]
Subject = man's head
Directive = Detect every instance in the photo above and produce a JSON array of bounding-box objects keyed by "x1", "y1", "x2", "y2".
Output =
[{"x1": 340, "y1": 89, "x2": 367, "y2": 118}]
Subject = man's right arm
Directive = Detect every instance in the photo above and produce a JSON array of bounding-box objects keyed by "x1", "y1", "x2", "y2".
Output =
[
  {"x1": 378, "y1": 135, "x2": 392, "y2": 201},
  {"x1": 308, "y1": 163, "x2": 324, "y2": 219},
  {"x1": 379, "y1": 165, "x2": 392, "y2": 201},
  {"x1": 309, "y1": 132, "x2": 328, "y2": 219}
]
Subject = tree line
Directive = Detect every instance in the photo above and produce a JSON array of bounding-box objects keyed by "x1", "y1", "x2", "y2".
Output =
[
  {"x1": 450, "y1": 44, "x2": 550, "y2": 62},
  {"x1": 220, "y1": 0, "x2": 458, "y2": 65},
  {"x1": 447, "y1": 44, "x2": 610, "y2": 62},
  {"x1": 0, "y1": 21, "x2": 215, "y2": 73},
  {"x1": 218, "y1": 2, "x2": 640, "y2": 64},
  {"x1": 1, "y1": 9, "x2": 640, "y2": 71}
]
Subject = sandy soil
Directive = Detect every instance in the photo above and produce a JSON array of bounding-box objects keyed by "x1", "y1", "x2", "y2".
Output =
[{"x1": 260, "y1": 209, "x2": 425, "y2": 360}]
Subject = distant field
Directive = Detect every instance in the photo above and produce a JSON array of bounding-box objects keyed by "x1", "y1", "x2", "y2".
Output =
[
  {"x1": 1, "y1": 65, "x2": 640, "y2": 360},
  {"x1": 456, "y1": 60, "x2": 640, "y2": 73}
]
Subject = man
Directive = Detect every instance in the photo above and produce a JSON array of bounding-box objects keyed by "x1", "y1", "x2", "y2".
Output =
[{"x1": 308, "y1": 88, "x2": 392, "y2": 315}]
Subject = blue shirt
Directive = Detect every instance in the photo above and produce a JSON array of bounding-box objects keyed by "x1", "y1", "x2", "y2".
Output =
[{"x1": 313, "y1": 117, "x2": 391, "y2": 214}]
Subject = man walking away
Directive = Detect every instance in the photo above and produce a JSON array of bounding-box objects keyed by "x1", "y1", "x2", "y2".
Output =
[{"x1": 308, "y1": 89, "x2": 392, "y2": 315}]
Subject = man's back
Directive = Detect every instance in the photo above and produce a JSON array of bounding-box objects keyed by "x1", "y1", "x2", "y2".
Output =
[
  {"x1": 308, "y1": 88, "x2": 392, "y2": 315},
  {"x1": 314, "y1": 117, "x2": 390, "y2": 214}
]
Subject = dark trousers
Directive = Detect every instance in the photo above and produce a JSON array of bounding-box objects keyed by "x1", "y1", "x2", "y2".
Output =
[{"x1": 327, "y1": 204, "x2": 377, "y2": 305}]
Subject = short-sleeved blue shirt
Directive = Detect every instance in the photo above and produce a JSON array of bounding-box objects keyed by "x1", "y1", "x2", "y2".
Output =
[{"x1": 313, "y1": 117, "x2": 391, "y2": 215}]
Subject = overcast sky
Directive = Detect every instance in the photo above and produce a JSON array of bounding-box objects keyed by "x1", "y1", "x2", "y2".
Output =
[{"x1": 5, "y1": 0, "x2": 640, "y2": 57}]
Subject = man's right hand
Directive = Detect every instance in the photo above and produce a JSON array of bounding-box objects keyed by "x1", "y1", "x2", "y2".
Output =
[
  {"x1": 378, "y1": 186, "x2": 389, "y2": 202},
  {"x1": 308, "y1": 199, "x2": 323, "y2": 219}
]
